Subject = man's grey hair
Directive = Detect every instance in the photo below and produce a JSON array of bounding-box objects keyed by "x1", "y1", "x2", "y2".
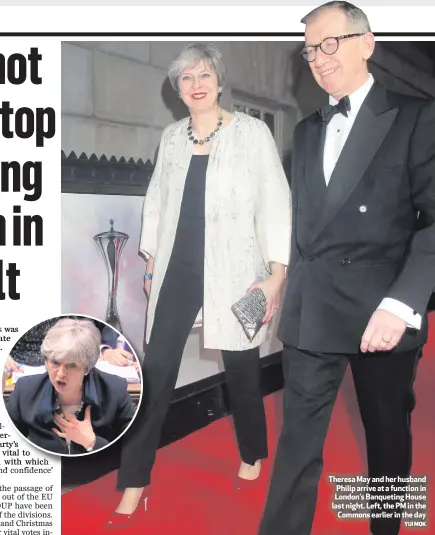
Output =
[
  {"x1": 168, "y1": 43, "x2": 227, "y2": 92},
  {"x1": 41, "y1": 318, "x2": 101, "y2": 374},
  {"x1": 301, "y1": 1, "x2": 371, "y2": 33}
]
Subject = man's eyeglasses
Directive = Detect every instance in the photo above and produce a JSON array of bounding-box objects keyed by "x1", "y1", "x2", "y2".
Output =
[{"x1": 301, "y1": 33, "x2": 365, "y2": 62}]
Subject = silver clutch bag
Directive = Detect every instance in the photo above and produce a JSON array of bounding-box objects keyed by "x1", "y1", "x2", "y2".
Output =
[{"x1": 231, "y1": 271, "x2": 268, "y2": 342}]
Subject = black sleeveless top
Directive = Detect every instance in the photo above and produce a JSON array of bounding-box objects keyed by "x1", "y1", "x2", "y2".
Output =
[{"x1": 169, "y1": 155, "x2": 209, "y2": 276}]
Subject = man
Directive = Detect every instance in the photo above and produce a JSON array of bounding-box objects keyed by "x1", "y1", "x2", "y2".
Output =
[
  {"x1": 100, "y1": 325, "x2": 139, "y2": 370},
  {"x1": 259, "y1": 3, "x2": 435, "y2": 535}
]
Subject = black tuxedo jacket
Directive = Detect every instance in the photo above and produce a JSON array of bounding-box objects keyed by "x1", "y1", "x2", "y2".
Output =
[
  {"x1": 7, "y1": 368, "x2": 135, "y2": 454},
  {"x1": 279, "y1": 82, "x2": 435, "y2": 354}
]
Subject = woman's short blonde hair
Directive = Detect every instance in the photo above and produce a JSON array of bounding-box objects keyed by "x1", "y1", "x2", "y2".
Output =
[
  {"x1": 41, "y1": 318, "x2": 101, "y2": 374},
  {"x1": 168, "y1": 43, "x2": 227, "y2": 92}
]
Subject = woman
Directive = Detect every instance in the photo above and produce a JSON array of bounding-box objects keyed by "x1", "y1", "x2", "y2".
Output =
[
  {"x1": 6, "y1": 318, "x2": 136, "y2": 455},
  {"x1": 108, "y1": 43, "x2": 291, "y2": 526}
]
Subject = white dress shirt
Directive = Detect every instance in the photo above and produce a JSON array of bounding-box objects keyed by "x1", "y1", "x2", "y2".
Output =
[{"x1": 323, "y1": 73, "x2": 421, "y2": 330}]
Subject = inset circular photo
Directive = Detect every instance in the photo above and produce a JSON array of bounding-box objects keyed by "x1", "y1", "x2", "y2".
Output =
[{"x1": 2, "y1": 314, "x2": 142, "y2": 457}]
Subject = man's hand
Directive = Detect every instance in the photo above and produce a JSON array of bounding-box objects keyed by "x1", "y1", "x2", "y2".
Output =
[
  {"x1": 2, "y1": 368, "x2": 12, "y2": 391},
  {"x1": 102, "y1": 348, "x2": 134, "y2": 367},
  {"x1": 360, "y1": 309, "x2": 406, "y2": 353},
  {"x1": 2, "y1": 356, "x2": 22, "y2": 391},
  {"x1": 5, "y1": 355, "x2": 23, "y2": 373}
]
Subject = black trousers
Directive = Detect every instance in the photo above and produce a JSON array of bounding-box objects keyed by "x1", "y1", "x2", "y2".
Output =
[
  {"x1": 259, "y1": 344, "x2": 421, "y2": 535},
  {"x1": 117, "y1": 259, "x2": 268, "y2": 490}
]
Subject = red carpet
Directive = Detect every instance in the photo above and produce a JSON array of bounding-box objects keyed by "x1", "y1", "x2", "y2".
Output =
[{"x1": 62, "y1": 318, "x2": 434, "y2": 535}]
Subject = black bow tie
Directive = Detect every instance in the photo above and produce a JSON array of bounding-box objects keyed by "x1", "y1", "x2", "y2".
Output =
[{"x1": 318, "y1": 95, "x2": 351, "y2": 125}]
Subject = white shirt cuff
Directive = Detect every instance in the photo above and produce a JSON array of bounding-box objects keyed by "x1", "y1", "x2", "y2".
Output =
[{"x1": 377, "y1": 298, "x2": 422, "y2": 329}]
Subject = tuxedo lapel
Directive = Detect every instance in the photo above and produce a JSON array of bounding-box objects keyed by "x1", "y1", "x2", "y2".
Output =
[
  {"x1": 309, "y1": 83, "x2": 398, "y2": 245},
  {"x1": 302, "y1": 114, "x2": 327, "y2": 209}
]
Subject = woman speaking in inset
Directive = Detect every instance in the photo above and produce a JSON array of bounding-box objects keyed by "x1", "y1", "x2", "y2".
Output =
[{"x1": 6, "y1": 318, "x2": 135, "y2": 455}]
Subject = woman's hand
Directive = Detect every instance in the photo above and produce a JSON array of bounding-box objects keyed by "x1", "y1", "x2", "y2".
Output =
[
  {"x1": 247, "y1": 267, "x2": 286, "y2": 324},
  {"x1": 52, "y1": 405, "x2": 96, "y2": 450},
  {"x1": 144, "y1": 257, "x2": 154, "y2": 299},
  {"x1": 144, "y1": 278, "x2": 152, "y2": 299}
]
